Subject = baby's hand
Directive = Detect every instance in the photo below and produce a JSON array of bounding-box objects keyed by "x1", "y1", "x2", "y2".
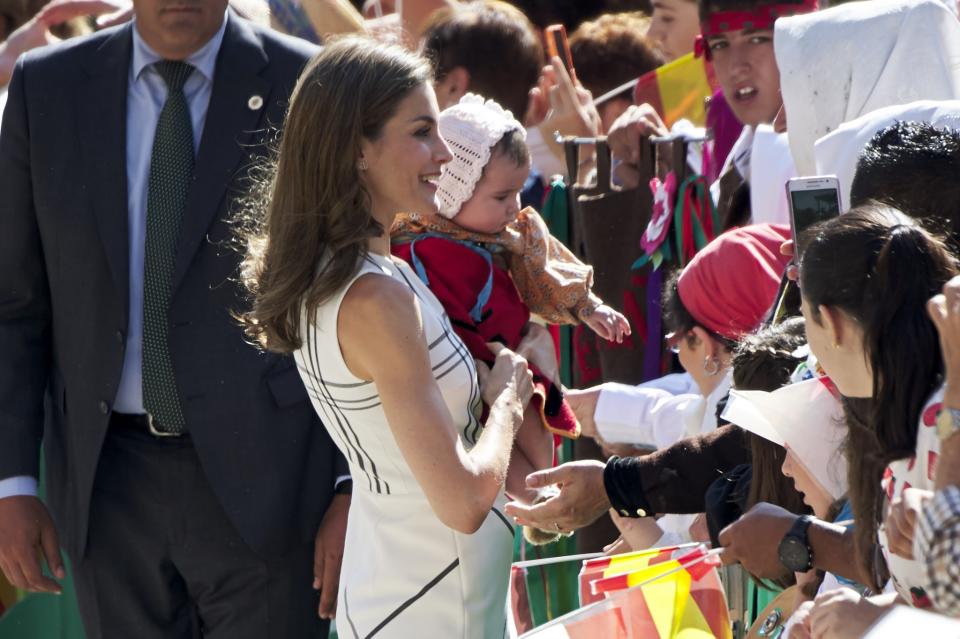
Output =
[{"x1": 584, "y1": 305, "x2": 631, "y2": 343}]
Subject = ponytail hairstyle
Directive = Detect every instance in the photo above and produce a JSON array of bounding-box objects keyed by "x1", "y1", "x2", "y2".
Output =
[{"x1": 798, "y1": 203, "x2": 958, "y2": 588}]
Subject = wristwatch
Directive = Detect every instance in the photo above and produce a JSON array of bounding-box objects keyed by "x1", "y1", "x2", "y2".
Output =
[
  {"x1": 936, "y1": 406, "x2": 960, "y2": 441},
  {"x1": 777, "y1": 515, "x2": 814, "y2": 572}
]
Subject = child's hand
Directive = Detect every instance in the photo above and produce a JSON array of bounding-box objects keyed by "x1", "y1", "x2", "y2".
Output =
[{"x1": 584, "y1": 305, "x2": 631, "y2": 343}]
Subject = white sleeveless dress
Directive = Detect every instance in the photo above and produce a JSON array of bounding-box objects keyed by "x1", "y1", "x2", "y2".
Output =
[{"x1": 294, "y1": 252, "x2": 514, "y2": 638}]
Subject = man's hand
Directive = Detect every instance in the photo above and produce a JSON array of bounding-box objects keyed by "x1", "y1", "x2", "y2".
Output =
[
  {"x1": 0, "y1": 496, "x2": 64, "y2": 594},
  {"x1": 717, "y1": 502, "x2": 797, "y2": 579},
  {"x1": 313, "y1": 493, "x2": 350, "y2": 619},
  {"x1": 504, "y1": 460, "x2": 609, "y2": 533},
  {"x1": 607, "y1": 104, "x2": 667, "y2": 189},
  {"x1": 884, "y1": 487, "x2": 932, "y2": 560},
  {"x1": 808, "y1": 589, "x2": 891, "y2": 639}
]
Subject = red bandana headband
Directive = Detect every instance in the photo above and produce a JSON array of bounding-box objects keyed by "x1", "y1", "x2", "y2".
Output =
[{"x1": 694, "y1": 0, "x2": 818, "y2": 59}]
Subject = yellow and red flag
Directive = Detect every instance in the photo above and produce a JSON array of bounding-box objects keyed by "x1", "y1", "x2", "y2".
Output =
[
  {"x1": 633, "y1": 53, "x2": 719, "y2": 128},
  {"x1": 528, "y1": 546, "x2": 731, "y2": 639},
  {"x1": 578, "y1": 543, "x2": 696, "y2": 605}
]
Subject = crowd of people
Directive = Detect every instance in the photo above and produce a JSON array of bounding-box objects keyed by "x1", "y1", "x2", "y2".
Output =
[{"x1": 2, "y1": 0, "x2": 960, "y2": 637}]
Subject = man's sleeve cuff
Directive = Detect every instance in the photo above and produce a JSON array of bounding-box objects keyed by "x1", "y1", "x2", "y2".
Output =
[{"x1": 0, "y1": 475, "x2": 39, "y2": 499}]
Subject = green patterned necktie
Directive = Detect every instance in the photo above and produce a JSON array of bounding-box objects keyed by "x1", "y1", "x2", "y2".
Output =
[{"x1": 142, "y1": 61, "x2": 195, "y2": 434}]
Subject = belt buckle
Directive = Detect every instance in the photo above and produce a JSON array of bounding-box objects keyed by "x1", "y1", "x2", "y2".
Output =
[{"x1": 146, "y1": 413, "x2": 180, "y2": 438}]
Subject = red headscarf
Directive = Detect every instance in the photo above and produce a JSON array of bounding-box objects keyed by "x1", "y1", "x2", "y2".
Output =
[
  {"x1": 677, "y1": 224, "x2": 791, "y2": 341},
  {"x1": 694, "y1": 0, "x2": 818, "y2": 60}
]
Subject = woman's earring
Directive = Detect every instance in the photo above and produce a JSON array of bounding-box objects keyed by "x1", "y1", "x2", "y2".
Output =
[
  {"x1": 358, "y1": 158, "x2": 368, "y2": 171},
  {"x1": 703, "y1": 356, "x2": 720, "y2": 377}
]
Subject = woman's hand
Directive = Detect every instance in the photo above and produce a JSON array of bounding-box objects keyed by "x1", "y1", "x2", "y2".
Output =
[
  {"x1": 476, "y1": 343, "x2": 534, "y2": 420},
  {"x1": 883, "y1": 487, "x2": 932, "y2": 559},
  {"x1": 1, "y1": 0, "x2": 130, "y2": 86},
  {"x1": 610, "y1": 507, "x2": 664, "y2": 550},
  {"x1": 808, "y1": 589, "x2": 891, "y2": 639},
  {"x1": 532, "y1": 58, "x2": 601, "y2": 167},
  {"x1": 584, "y1": 305, "x2": 631, "y2": 343},
  {"x1": 929, "y1": 275, "x2": 960, "y2": 409}
]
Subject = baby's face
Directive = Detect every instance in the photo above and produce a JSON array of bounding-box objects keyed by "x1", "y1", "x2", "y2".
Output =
[{"x1": 453, "y1": 153, "x2": 530, "y2": 234}]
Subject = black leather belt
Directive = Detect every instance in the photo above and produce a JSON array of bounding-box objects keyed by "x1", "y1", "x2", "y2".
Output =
[{"x1": 110, "y1": 412, "x2": 185, "y2": 438}]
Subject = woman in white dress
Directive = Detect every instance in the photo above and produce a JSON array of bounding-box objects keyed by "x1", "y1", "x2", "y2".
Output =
[{"x1": 241, "y1": 37, "x2": 534, "y2": 638}]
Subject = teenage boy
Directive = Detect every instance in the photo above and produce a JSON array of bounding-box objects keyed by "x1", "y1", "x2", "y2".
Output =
[{"x1": 607, "y1": 0, "x2": 816, "y2": 227}]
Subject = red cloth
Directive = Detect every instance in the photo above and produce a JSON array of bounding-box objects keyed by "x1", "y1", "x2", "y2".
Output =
[
  {"x1": 392, "y1": 236, "x2": 579, "y2": 438},
  {"x1": 677, "y1": 224, "x2": 790, "y2": 340}
]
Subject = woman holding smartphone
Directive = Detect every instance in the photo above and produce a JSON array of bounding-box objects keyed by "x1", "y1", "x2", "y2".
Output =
[{"x1": 242, "y1": 37, "x2": 533, "y2": 637}]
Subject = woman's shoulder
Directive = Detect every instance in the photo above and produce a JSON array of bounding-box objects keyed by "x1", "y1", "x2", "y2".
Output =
[{"x1": 341, "y1": 258, "x2": 419, "y2": 318}]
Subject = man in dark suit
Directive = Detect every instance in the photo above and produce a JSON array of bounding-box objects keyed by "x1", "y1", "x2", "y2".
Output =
[{"x1": 0, "y1": 1, "x2": 349, "y2": 636}]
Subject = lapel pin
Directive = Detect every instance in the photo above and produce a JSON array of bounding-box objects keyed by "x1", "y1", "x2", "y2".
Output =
[{"x1": 248, "y1": 95, "x2": 264, "y2": 111}]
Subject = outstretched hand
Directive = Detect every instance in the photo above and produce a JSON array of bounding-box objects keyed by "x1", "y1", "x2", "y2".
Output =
[
  {"x1": 504, "y1": 460, "x2": 609, "y2": 533},
  {"x1": 1, "y1": 0, "x2": 131, "y2": 86},
  {"x1": 584, "y1": 305, "x2": 631, "y2": 344}
]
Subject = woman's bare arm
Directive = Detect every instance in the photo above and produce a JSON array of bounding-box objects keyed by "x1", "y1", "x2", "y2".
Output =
[{"x1": 338, "y1": 273, "x2": 532, "y2": 533}]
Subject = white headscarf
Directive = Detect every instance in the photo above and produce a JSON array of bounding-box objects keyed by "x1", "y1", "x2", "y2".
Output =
[
  {"x1": 775, "y1": 0, "x2": 960, "y2": 176},
  {"x1": 814, "y1": 100, "x2": 960, "y2": 206}
]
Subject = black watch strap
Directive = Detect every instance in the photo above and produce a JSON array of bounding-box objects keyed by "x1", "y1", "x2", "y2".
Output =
[{"x1": 788, "y1": 514, "x2": 814, "y2": 539}]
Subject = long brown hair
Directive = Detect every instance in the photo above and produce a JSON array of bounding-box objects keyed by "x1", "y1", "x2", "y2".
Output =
[
  {"x1": 733, "y1": 317, "x2": 810, "y2": 517},
  {"x1": 798, "y1": 203, "x2": 958, "y2": 589},
  {"x1": 240, "y1": 36, "x2": 432, "y2": 352}
]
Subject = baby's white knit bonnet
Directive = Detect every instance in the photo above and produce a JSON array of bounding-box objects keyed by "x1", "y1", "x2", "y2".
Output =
[{"x1": 436, "y1": 93, "x2": 526, "y2": 218}]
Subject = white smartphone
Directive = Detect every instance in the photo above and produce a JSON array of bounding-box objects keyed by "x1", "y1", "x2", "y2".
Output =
[{"x1": 785, "y1": 176, "x2": 842, "y2": 251}]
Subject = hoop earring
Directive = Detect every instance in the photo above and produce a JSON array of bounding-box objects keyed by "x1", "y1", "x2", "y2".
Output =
[
  {"x1": 357, "y1": 158, "x2": 368, "y2": 171},
  {"x1": 703, "y1": 356, "x2": 720, "y2": 377}
]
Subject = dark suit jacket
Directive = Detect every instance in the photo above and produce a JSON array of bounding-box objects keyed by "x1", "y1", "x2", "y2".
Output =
[{"x1": 0, "y1": 14, "x2": 346, "y2": 559}]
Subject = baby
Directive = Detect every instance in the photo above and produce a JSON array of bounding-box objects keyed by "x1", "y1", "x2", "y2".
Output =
[{"x1": 392, "y1": 94, "x2": 630, "y2": 542}]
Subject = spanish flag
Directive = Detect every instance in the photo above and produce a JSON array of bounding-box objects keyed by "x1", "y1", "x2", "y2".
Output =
[
  {"x1": 578, "y1": 544, "x2": 696, "y2": 605},
  {"x1": 633, "y1": 53, "x2": 719, "y2": 128},
  {"x1": 523, "y1": 547, "x2": 730, "y2": 638}
]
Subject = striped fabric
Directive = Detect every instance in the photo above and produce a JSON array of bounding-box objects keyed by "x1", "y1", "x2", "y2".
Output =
[{"x1": 294, "y1": 252, "x2": 514, "y2": 637}]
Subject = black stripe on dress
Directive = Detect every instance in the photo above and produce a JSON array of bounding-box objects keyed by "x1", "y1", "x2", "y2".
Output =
[
  {"x1": 306, "y1": 282, "x2": 390, "y2": 495},
  {"x1": 491, "y1": 506, "x2": 515, "y2": 537},
  {"x1": 365, "y1": 558, "x2": 461, "y2": 638},
  {"x1": 304, "y1": 321, "x2": 375, "y2": 492}
]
